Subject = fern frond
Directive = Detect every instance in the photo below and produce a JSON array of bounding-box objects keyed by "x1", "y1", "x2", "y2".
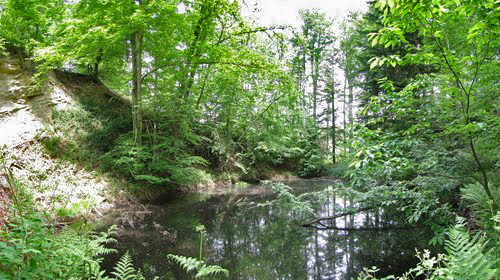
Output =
[
  {"x1": 168, "y1": 254, "x2": 229, "y2": 278},
  {"x1": 167, "y1": 254, "x2": 203, "y2": 273},
  {"x1": 461, "y1": 183, "x2": 498, "y2": 227},
  {"x1": 90, "y1": 225, "x2": 118, "y2": 256},
  {"x1": 441, "y1": 218, "x2": 497, "y2": 280},
  {"x1": 196, "y1": 264, "x2": 229, "y2": 279},
  {"x1": 111, "y1": 252, "x2": 139, "y2": 280}
]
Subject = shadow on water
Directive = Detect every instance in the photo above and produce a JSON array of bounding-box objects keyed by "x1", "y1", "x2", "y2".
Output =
[{"x1": 100, "y1": 179, "x2": 437, "y2": 279}]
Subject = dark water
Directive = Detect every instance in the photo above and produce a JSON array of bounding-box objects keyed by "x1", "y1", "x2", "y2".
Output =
[{"x1": 100, "y1": 179, "x2": 435, "y2": 279}]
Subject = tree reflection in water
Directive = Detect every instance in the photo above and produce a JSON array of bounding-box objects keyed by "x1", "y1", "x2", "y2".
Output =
[
  {"x1": 203, "y1": 180, "x2": 433, "y2": 279},
  {"x1": 105, "y1": 179, "x2": 436, "y2": 279}
]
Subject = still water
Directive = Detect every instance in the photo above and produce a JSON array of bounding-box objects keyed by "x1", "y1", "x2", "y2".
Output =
[{"x1": 101, "y1": 179, "x2": 435, "y2": 279}]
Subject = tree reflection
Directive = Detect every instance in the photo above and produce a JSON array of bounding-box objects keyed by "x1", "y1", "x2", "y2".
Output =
[
  {"x1": 201, "y1": 184, "x2": 434, "y2": 279},
  {"x1": 107, "y1": 180, "x2": 436, "y2": 280}
]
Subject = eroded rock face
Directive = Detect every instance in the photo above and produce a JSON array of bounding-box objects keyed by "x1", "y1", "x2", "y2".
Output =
[
  {"x1": 0, "y1": 56, "x2": 44, "y2": 147},
  {"x1": 0, "y1": 55, "x2": 113, "y2": 218}
]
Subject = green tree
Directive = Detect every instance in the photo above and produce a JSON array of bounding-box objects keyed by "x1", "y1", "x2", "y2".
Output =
[
  {"x1": 0, "y1": 0, "x2": 64, "y2": 54},
  {"x1": 371, "y1": 0, "x2": 498, "y2": 209},
  {"x1": 292, "y1": 9, "x2": 334, "y2": 123}
]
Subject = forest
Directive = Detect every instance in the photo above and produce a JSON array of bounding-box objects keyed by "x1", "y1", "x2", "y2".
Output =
[{"x1": 0, "y1": 0, "x2": 498, "y2": 279}]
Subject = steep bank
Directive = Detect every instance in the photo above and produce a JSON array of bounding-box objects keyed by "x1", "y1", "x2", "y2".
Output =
[{"x1": 0, "y1": 54, "x2": 129, "y2": 221}]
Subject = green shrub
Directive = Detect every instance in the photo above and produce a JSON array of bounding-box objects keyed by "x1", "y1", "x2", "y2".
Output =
[
  {"x1": 109, "y1": 133, "x2": 209, "y2": 187},
  {"x1": 0, "y1": 211, "x2": 117, "y2": 279},
  {"x1": 323, "y1": 161, "x2": 349, "y2": 178},
  {"x1": 356, "y1": 218, "x2": 498, "y2": 280},
  {"x1": 461, "y1": 182, "x2": 499, "y2": 230},
  {"x1": 297, "y1": 128, "x2": 323, "y2": 178},
  {"x1": 41, "y1": 135, "x2": 65, "y2": 158}
]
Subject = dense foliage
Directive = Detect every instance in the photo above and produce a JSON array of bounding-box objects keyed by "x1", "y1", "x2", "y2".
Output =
[{"x1": 0, "y1": 0, "x2": 498, "y2": 278}]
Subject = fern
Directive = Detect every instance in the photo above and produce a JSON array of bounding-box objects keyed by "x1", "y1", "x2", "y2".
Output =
[
  {"x1": 167, "y1": 254, "x2": 229, "y2": 279},
  {"x1": 91, "y1": 225, "x2": 118, "y2": 256},
  {"x1": 461, "y1": 182, "x2": 498, "y2": 228},
  {"x1": 438, "y1": 217, "x2": 497, "y2": 280},
  {"x1": 195, "y1": 264, "x2": 229, "y2": 279},
  {"x1": 168, "y1": 255, "x2": 203, "y2": 274},
  {"x1": 110, "y1": 252, "x2": 145, "y2": 280},
  {"x1": 355, "y1": 217, "x2": 498, "y2": 280}
]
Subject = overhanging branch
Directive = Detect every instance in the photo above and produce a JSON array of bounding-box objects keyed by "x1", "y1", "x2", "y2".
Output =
[
  {"x1": 141, "y1": 60, "x2": 259, "y2": 82},
  {"x1": 302, "y1": 206, "x2": 376, "y2": 228}
]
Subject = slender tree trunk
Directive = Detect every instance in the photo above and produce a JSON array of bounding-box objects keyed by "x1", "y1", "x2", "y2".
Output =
[
  {"x1": 131, "y1": 30, "x2": 143, "y2": 145},
  {"x1": 343, "y1": 74, "x2": 347, "y2": 158},
  {"x1": 301, "y1": 47, "x2": 307, "y2": 114},
  {"x1": 92, "y1": 48, "x2": 103, "y2": 79},
  {"x1": 331, "y1": 67, "x2": 336, "y2": 163},
  {"x1": 326, "y1": 102, "x2": 330, "y2": 152},
  {"x1": 311, "y1": 55, "x2": 318, "y2": 121},
  {"x1": 348, "y1": 83, "x2": 353, "y2": 154}
]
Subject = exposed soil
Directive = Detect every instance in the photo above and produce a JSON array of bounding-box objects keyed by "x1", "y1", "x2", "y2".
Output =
[
  {"x1": 0, "y1": 55, "x2": 123, "y2": 224},
  {"x1": 0, "y1": 185, "x2": 11, "y2": 228}
]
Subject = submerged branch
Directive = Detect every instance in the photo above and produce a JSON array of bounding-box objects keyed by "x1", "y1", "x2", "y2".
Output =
[
  {"x1": 302, "y1": 206, "x2": 376, "y2": 228},
  {"x1": 307, "y1": 225, "x2": 425, "y2": 231}
]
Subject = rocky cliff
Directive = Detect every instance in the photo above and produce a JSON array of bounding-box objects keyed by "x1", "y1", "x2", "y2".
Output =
[{"x1": 0, "y1": 54, "x2": 128, "y2": 221}]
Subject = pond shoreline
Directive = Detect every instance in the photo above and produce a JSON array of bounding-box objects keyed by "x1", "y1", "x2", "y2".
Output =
[{"x1": 97, "y1": 178, "x2": 437, "y2": 280}]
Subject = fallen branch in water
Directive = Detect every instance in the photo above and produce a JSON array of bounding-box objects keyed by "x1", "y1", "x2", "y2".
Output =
[
  {"x1": 306, "y1": 224, "x2": 425, "y2": 231},
  {"x1": 302, "y1": 206, "x2": 376, "y2": 228}
]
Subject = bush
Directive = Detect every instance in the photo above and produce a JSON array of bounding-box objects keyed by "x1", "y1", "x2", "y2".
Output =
[
  {"x1": 323, "y1": 161, "x2": 349, "y2": 178},
  {"x1": 41, "y1": 135, "x2": 65, "y2": 158},
  {"x1": 0, "y1": 38, "x2": 7, "y2": 57},
  {"x1": 297, "y1": 128, "x2": 323, "y2": 178},
  {"x1": 109, "y1": 133, "x2": 209, "y2": 187},
  {"x1": 356, "y1": 218, "x2": 498, "y2": 280},
  {"x1": 0, "y1": 210, "x2": 117, "y2": 279}
]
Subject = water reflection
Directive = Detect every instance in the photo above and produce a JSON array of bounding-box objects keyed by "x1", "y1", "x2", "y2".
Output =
[{"x1": 103, "y1": 179, "x2": 435, "y2": 279}]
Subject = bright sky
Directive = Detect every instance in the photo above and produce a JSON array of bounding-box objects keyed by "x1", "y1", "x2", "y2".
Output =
[{"x1": 243, "y1": 0, "x2": 368, "y2": 27}]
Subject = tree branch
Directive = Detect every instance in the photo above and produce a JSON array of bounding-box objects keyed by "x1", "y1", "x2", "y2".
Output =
[
  {"x1": 307, "y1": 224, "x2": 425, "y2": 231},
  {"x1": 217, "y1": 26, "x2": 287, "y2": 44},
  {"x1": 141, "y1": 61, "x2": 259, "y2": 82},
  {"x1": 302, "y1": 206, "x2": 376, "y2": 228}
]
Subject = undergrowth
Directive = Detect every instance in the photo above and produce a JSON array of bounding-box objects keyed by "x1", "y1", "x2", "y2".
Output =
[
  {"x1": 47, "y1": 97, "x2": 213, "y2": 190},
  {"x1": 1, "y1": 151, "x2": 227, "y2": 279},
  {"x1": 0, "y1": 150, "x2": 118, "y2": 279},
  {"x1": 356, "y1": 218, "x2": 498, "y2": 280},
  {"x1": 0, "y1": 215, "x2": 118, "y2": 279}
]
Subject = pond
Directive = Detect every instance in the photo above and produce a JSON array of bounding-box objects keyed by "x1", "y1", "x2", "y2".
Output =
[{"x1": 100, "y1": 179, "x2": 436, "y2": 279}]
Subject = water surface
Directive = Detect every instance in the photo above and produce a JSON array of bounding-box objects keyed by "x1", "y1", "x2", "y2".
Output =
[{"x1": 101, "y1": 179, "x2": 435, "y2": 279}]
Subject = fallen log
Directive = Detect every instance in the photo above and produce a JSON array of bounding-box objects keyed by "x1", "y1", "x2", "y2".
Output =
[{"x1": 301, "y1": 206, "x2": 376, "y2": 228}]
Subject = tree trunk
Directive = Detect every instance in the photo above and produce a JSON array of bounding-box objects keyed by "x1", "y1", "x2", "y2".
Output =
[
  {"x1": 311, "y1": 55, "x2": 318, "y2": 121},
  {"x1": 331, "y1": 67, "x2": 336, "y2": 163},
  {"x1": 348, "y1": 83, "x2": 353, "y2": 154},
  {"x1": 92, "y1": 48, "x2": 103, "y2": 80},
  {"x1": 343, "y1": 74, "x2": 347, "y2": 158},
  {"x1": 326, "y1": 102, "x2": 330, "y2": 152},
  {"x1": 131, "y1": 30, "x2": 143, "y2": 145},
  {"x1": 301, "y1": 47, "x2": 307, "y2": 114}
]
